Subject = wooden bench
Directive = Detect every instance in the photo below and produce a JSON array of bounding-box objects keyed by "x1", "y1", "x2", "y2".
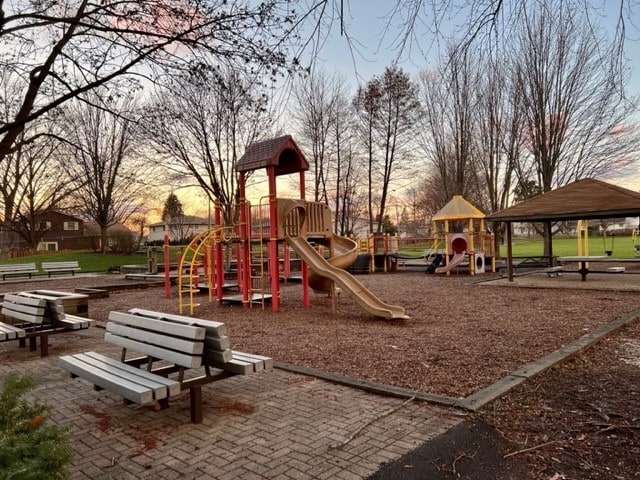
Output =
[
  {"x1": 0, "y1": 263, "x2": 38, "y2": 280},
  {"x1": 17, "y1": 291, "x2": 92, "y2": 329},
  {"x1": 59, "y1": 309, "x2": 272, "y2": 423},
  {"x1": 1, "y1": 292, "x2": 92, "y2": 356},
  {"x1": 41, "y1": 261, "x2": 81, "y2": 277}
]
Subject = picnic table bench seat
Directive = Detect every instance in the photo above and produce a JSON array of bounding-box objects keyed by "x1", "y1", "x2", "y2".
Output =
[
  {"x1": 41, "y1": 261, "x2": 81, "y2": 277},
  {"x1": 59, "y1": 309, "x2": 272, "y2": 423},
  {"x1": 0, "y1": 263, "x2": 38, "y2": 280},
  {"x1": 0, "y1": 292, "x2": 93, "y2": 356}
]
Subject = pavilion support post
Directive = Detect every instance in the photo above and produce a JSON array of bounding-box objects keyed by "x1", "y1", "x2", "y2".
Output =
[
  {"x1": 506, "y1": 222, "x2": 514, "y2": 282},
  {"x1": 545, "y1": 220, "x2": 554, "y2": 265}
]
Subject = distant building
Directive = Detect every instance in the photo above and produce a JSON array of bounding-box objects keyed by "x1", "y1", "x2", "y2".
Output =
[
  {"x1": 35, "y1": 211, "x2": 92, "y2": 251},
  {"x1": 147, "y1": 215, "x2": 211, "y2": 242}
]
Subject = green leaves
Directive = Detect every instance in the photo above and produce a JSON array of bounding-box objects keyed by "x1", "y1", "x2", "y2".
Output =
[{"x1": 0, "y1": 373, "x2": 73, "y2": 480}]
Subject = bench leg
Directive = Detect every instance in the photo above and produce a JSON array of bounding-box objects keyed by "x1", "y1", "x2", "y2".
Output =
[
  {"x1": 19, "y1": 338, "x2": 26, "y2": 348},
  {"x1": 190, "y1": 386, "x2": 203, "y2": 423},
  {"x1": 29, "y1": 337, "x2": 37, "y2": 352},
  {"x1": 40, "y1": 333, "x2": 49, "y2": 357}
]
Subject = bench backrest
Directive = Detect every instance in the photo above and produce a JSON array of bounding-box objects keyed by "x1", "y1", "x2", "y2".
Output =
[
  {"x1": 1, "y1": 293, "x2": 46, "y2": 324},
  {"x1": 106, "y1": 311, "x2": 208, "y2": 369},
  {"x1": 127, "y1": 308, "x2": 232, "y2": 366},
  {"x1": 42, "y1": 261, "x2": 79, "y2": 269},
  {"x1": 16, "y1": 292, "x2": 68, "y2": 323},
  {"x1": 0, "y1": 263, "x2": 37, "y2": 271}
]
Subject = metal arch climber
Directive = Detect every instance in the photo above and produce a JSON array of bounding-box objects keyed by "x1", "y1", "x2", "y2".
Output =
[{"x1": 178, "y1": 226, "x2": 234, "y2": 315}]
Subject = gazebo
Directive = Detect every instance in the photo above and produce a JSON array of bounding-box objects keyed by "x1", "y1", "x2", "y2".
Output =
[{"x1": 487, "y1": 178, "x2": 640, "y2": 281}]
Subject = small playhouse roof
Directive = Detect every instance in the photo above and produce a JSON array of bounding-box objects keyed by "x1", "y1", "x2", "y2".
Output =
[
  {"x1": 235, "y1": 135, "x2": 309, "y2": 175},
  {"x1": 487, "y1": 178, "x2": 640, "y2": 222},
  {"x1": 432, "y1": 195, "x2": 485, "y2": 221}
]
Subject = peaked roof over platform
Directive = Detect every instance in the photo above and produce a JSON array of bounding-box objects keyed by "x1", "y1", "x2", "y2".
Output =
[
  {"x1": 236, "y1": 135, "x2": 309, "y2": 175},
  {"x1": 432, "y1": 195, "x2": 485, "y2": 221},
  {"x1": 487, "y1": 178, "x2": 640, "y2": 222}
]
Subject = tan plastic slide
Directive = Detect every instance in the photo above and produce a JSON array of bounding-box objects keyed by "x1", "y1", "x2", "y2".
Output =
[
  {"x1": 434, "y1": 251, "x2": 466, "y2": 274},
  {"x1": 286, "y1": 235, "x2": 409, "y2": 319}
]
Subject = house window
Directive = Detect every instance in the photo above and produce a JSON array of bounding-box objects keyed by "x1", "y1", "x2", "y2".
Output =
[
  {"x1": 35, "y1": 222, "x2": 52, "y2": 231},
  {"x1": 63, "y1": 221, "x2": 79, "y2": 231}
]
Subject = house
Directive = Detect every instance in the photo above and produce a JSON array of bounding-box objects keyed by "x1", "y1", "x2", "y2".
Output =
[
  {"x1": 35, "y1": 211, "x2": 93, "y2": 251},
  {"x1": 147, "y1": 215, "x2": 212, "y2": 243}
]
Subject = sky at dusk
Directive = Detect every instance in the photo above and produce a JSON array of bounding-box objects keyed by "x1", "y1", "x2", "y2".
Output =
[{"x1": 313, "y1": 1, "x2": 640, "y2": 98}]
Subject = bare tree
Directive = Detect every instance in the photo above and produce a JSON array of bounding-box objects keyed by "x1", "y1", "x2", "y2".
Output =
[
  {"x1": 353, "y1": 65, "x2": 419, "y2": 233},
  {"x1": 60, "y1": 92, "x2": 150, "y2": 252},
  {"x1": 0, "y1": 0, "x2": 321, "y2": 169},
  {"x1": 292, "y1": 70, "x2": 345, "y2": 203},
  {"x1": 0, "y1": 133, "x2": 76, "y2": 251},
  {"x1": 379, "y1": 1, "x2": 637, "y2": 93},
  {"x1": 332, "y1": 91, "x2": 364, "y2": 236},
  {"x1": 513, "y1": 3, "x2": 638, "y2": 193},
  {"x1": 374, "y1": 66, "x2": 420, "y2": 233},
  {"x1": 353, "y1": 80, "x2": 382, "y2": 233},
  {"x1": 417, "y1": 48, "x2": 482, "y2": 211},
  {"x1": 142, "y1": 64, "x2": 272, "y2": 224}
]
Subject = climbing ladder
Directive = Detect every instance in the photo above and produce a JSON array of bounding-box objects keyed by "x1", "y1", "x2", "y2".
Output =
[{"x1": 245, "y1": 199, "x2": 271, "y2": 308}]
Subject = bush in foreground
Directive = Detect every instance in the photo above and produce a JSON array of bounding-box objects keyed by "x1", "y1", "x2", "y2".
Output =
[{"x1": 0, "y1": 373, "x2": 72, "y2": 479}]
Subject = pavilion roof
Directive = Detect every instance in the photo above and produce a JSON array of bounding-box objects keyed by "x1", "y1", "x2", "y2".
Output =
[{"x1": 487, "y1": 178, "x2": 640, "y2": 223}]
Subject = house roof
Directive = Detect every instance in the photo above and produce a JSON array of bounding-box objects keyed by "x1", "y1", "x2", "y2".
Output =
[
  {"x1": 36, "y1": 210, "x2": 84, "y2": 222},
  {"x1": 235, "y1": 135, "x2": 309, "y2": 175},
  {"x1": 148, "y1": 215, "x2": 210, "y2": 228},
  {"x1": 432, "y1": 195, "x2": 485, "y2": 221},
  {"x1": 487, "y1": 178, "x2": 640, "y2": 223}
]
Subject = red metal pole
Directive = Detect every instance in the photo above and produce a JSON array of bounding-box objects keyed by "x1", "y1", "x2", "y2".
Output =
[
  {"x1": 268, "y1": 166, "x2": 279, "y2": 312},
  {"x1": 163, "y1": 235, "x2": 170, "y2": 298},
  {"x1": 300, "y1": 170, "x2": 309, "y2": 307},
  {"x1": 215, "y1": 202, "x2": 224, "y2": 304},
  {"x1": 239, "y1": 173, "x2": 251, "y2": 308}
]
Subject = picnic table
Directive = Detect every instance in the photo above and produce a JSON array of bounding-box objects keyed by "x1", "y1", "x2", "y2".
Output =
[{"x1": 558, "y1": 256, "x2": 609, "y2": 281}]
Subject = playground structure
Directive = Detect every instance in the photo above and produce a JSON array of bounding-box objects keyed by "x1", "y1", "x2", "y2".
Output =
[
  {"x1": 176, "y1": 135, "x2": 408, "y2": 320},
  {"x1": 429, "y1": 195, "x2": 495, "y2": 275}
]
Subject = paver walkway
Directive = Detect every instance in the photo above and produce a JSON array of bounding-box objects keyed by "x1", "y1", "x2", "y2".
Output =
[{"x1": 1, "y1": 328, "x2": 464, "y2": 480}]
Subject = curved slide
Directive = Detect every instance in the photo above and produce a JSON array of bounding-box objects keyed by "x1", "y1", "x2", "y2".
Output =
[
  {"x1": 286, "y1": 235, "x2": 409, "y2": 320},
  {"x1": 435, "y1": 251, "x2": 466, "y2": 274}
]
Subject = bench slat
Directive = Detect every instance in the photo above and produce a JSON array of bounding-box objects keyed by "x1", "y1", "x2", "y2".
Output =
[
  {"x1": 57, "y1": 314, "x2": 91, "y2": 330},
  {"x1": 128, "y1": 308, "x2": 227, "y2": 337},
  {"x1": 232, "y1": 351, "x2": 274, "y2": 370},
  {"x1": 105, "y1": 332, "x2": 203, "y2": 369},
  {"x1": 1, "y1": 306, "x2": 45, "y2": 324},
  {"x1": 0, "y1": 322, "x2": 26, "y2": 341},
  {"x1": 108, "y1": 311, "x2": 206, "y2": 340},
  {"x1": 4, "y1": 293, "x2": 47, "y2": 308},
  {"x1": 217, "y1": 358, "x2": 255, "y2": 375},
  {"x1": 205, "y1": 348, "x2": 233, "y2": 364},
  {"x1": 106, "y1": 322, "x2": 204, "y2": 355},
  {"x1": 204, "y1": 336, "x2": 231, "y2": 351},
  {"x1": 59, "y1": 354, "x2": 156, "y2": 404},
  {"x1": 80, "y1": 351, "x2": 180, "y2": 398}
]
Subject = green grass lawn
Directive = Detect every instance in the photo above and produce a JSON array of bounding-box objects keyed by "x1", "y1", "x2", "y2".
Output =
[
  {"x1": 398, "y1": 234, "x2": 639, "y2": 259},
  {"x1": 3, "y1": 251, "x2": 149, "y2": 273},
  {"x1": 509, "y1": 235, "x2": 637, "y2": 258}
]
